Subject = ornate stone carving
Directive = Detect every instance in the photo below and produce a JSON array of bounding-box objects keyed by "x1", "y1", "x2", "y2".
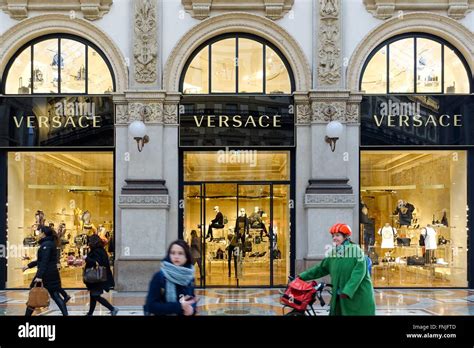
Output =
[
  {"x1": 181, "y1": 0, "x2": 294, "y2": 20},
  {"x1": 163, "y1": 104, "x2": 178, "y2": 124},
  {"x1": 363, "y1": 0, "x2": 473, "y2": 20},
  {"x1": 0, "y1": 0, "x2": 113, "y2": 20},
  {"x1": 115, "y1": 104, "x2": 128, "y2": 124},
  {"x1": 304, "y1": 194, "x2": 356, "y2": 207},
  {"x1": 317, "y1": 0, "x2": 341, "y2": 86},
  {"x1": 311, "y1": 102, "x2": 345, "y2": 123},
  {"x1": 128, "y1": 103, "x2": 163, "y2": 123},
  {"x1": 296, "y1": 104, "x2": 311, "y2": 124},
  {"x1": 118, "y1": 195, "x2": 170, "y2": 208},
  {"x1": 134, "y1": 0, "x2": 158, "y2": 84},
  {"x1": 346, "y1": 103, "x2": 359, "y2": 123}
]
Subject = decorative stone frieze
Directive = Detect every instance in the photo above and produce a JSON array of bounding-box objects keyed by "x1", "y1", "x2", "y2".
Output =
[
  {"x1": 181, "y1": 0, "x2": 294, "y2": 20},
  {"x1": 311, "y1": 101, "x2": 345, "y2": 123},
  {"x1": 363, "y1": 0, "x2": 474, "y2": 20},
  {"x1": 0, "y1": 0, "x2": 113, "y2": 20}
]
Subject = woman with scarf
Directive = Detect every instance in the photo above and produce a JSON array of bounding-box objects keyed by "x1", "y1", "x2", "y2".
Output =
[
  {"x1": 144, "y1": 240, "x2": 196, "y2": 316},
  {"x1": 298, "y1": 223, "x2": 376, "y2": 316}
]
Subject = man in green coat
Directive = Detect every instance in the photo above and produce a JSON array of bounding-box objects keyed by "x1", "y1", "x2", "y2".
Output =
[{"x1": 299, "y1": 223, "x2": 376, "y2": 316}]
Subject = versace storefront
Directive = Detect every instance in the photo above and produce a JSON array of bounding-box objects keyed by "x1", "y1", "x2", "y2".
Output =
[{"x1": 0, "y1": 1, "x2": 473, "y2": 290}]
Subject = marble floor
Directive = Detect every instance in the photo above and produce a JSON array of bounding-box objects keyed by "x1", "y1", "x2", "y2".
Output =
[{"x1": 1, "y1": 288, "x2": 473, "y2": 316}]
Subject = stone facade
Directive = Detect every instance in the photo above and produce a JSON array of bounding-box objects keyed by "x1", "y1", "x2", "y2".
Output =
[{"x1": 0, "y1": 0, "x2": 472, "y2": 290}]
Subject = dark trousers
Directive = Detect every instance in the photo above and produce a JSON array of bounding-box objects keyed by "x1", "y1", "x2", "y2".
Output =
[
  {"x1": 206, "y1": 223, "x2": 224, "y2": 240},
  {"x1": 25, "y1": 289, "x2": 68, "y2": 316},
  {"x1": 228, "y1": 246, "x2": 238, "y2": 278},
  {"x1": 87, "y1": 293, "x2": 114, "y2": 315}
]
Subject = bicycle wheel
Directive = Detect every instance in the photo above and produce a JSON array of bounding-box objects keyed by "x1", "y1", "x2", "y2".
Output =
[{"x1": 285, "y1": 309, "x2": 305, "y2": 316}]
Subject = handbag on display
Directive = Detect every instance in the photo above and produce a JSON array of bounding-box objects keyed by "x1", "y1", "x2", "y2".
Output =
[
  {"x1": 23, "y1": 236, "x2": 37, "y2": 247},
  {"x1": 83, "y1": 262, "x2": 107, "y2": 283},
  {"x1": 396, "y1": 237, "x2": 411, "y2": 246},
  {"x1": 368, "y1": 248, "x2": 379, "y2": 265},
  {"x1": 407, "y1": 256, "x2": 425, "y2": 266},
  {"x1": 244, "y1": 240, "x2": 252, "y2": 253},
  {"x1": 27, "y1": 282, "x2": 50, "y2": 308},
  {"x1": 419, "y1": 234, "x2": 425, "y2": 246},
  {"x1": 254, "y1": 236, "x2": 262, "y2": 244},
  {"x1": 438, "y1": 236, "x2": 449, "y2": 245}
]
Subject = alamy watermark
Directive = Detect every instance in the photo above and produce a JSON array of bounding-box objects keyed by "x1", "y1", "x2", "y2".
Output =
[{"x1": 217, "y1": 147, "x2": 257, "y2": 167}]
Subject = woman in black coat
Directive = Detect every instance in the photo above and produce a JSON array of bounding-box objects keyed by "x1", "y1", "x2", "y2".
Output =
[
  {"x1": 23, "y1": 226, "x2": 68, "y2": 316},
  {"x1": 84, "y1": 234, "x2": 118, "y2": 316}
]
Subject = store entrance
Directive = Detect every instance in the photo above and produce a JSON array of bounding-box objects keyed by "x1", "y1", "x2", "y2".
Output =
[
  {"x1": 180, "y1": 151, "x2": 292, "y2": 287},
  {"x1": 183, "y1": 182, "x2": 290, "y2": 287}
]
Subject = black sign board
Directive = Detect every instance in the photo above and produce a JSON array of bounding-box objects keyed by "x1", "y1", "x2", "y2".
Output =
[
  {"x1": 361, "y1": 95, "x2": 474, "y2": 146},
  {"x1": 0, "y1": 96, "x2": 114, "y2": 147},
  {"x1": 179, "y1": 95, "x2": 294, "y2": 147}
]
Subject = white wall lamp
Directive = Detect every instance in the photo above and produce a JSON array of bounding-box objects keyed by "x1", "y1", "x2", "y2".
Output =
[
  {"x1": 128, "y1": 105, "x2": 150, "y2": 152},
  {"x1": 325, "y1": 120, "x2": 343, "y2": 152}
]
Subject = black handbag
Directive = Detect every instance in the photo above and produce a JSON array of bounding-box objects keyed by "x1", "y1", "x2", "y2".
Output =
[
  {"x1": 407, "y1": 256, "x2": 425, "y2": 266},
  {"x1": 23, "y1": 237, "x2": 37, "y2": 247},
  {"x1": 244, "y1": 240, "x2": 252, "y2": 252},
  {"x1": 83, "y1": 262, "x2": 107, "y2": 283},
  {"x1": 254, "y1": 236, "x2": 262, "y2": 244},
  {"x1": 397, "y1": 237, "x2": 411, "y2": 246}
]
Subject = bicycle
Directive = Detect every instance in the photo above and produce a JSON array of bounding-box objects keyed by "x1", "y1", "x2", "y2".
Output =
[{"x1": 280, "y1": 276, "x2": 333, "y2": 316}]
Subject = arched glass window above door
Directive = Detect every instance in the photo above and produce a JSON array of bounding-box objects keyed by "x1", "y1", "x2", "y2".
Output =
[
  {"x1": 2, "y1": 34, "x2": 115, "y2": 95},
  {"x1": 181, "y1": 34, "x2": 294, "y2": 95},
  {"x1": 360, "y1": 34, "x2": 472, "y2": 94}
]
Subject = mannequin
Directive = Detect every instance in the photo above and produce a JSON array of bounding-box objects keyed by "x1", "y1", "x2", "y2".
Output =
[
  {"x1": 360, "y1": 201, "x2": 370, "y2": 224},
  {"x1": 393, "y1": 200, "x2": 415, "y2": 226},
  {"x1": 234, "y1": 208, "x2": 249, "y2": 246},
  {"x1": 81, "y1": 210, "x2": 97, "y2": 237},
  {"x1": 227, "y1": 231, "x2": 239, "y2": 278},
  {"x1": 363, "y1": 218, "x2": 376, "y2": 253},
  {"x1": 205, "y1": 206, "x2": 224, "y2": 241},
  {"x1": 378, "y1": 223, "x2": 397, "y2": 249},
  {"x1": 421, "y1": 225, "x2": 437, "y2": 264},
  {"x1": 249, "y1": 206, "x2": 269, "y2": 238},
  {"x1": 32, "y1": 210, "x2": 45, "y2": 237}
]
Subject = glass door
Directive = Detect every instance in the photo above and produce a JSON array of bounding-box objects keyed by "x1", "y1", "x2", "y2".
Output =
[
  {"x1": 237, "y1": 184, "x2": 271, "y2": 286},
  {"x1": 272, "y1": 184, "x2": 290, "y2": 286},
  {"x1": 183, "y1": 184, "x2": 204, "y2": 287},
  {"x1": 203, "y1": 183, "x2": 237, "y2": 286}
]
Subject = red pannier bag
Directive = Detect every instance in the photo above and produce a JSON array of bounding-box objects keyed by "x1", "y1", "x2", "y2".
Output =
[{"x1": 281, "y1": 278, "x2": 317, "y2": 311}]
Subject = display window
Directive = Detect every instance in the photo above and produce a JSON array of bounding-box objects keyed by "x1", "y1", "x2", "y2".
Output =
[
  {"x1": 1, "y1": 34, "x2": 116, "y2": 290},
  {"x1": 181, "y1": 33, "x2": 293, "y2": 95},
  {"x1": 5, "y1": 152, "x2": 114, "y2": 288},
  {"x1": 182, "y1": 151, "x2": 291, "y2": 287},
  {"x1": 361, "y1": 34, "x2": 471, "y2": 94},
  {"x1": 361, "y1": 151, "x2": 468, "y2": 287}
]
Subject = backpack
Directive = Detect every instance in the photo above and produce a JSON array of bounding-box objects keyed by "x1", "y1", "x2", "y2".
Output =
[{"x1": 280, "y1": 278, "x2": 317, "y2": 312}]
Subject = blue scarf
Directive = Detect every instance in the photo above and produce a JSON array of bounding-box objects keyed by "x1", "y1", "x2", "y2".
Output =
[
  {"x1": 161, "y1": 261, "x2": 195, "y2": 303},
  {"x1": 335, "y1": 239, "x2": 351, "y2": 256}
]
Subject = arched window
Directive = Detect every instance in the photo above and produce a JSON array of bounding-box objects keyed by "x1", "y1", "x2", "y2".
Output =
[
  {"x1": 180, "y1": 34, "x2": 294, "y2": 94},
  {"x1": 2, "y1": 34, "x2": 115, "y2": 95},
  {"x1": 360, "y1": 34, "x2": 472, "y2": 94}
]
